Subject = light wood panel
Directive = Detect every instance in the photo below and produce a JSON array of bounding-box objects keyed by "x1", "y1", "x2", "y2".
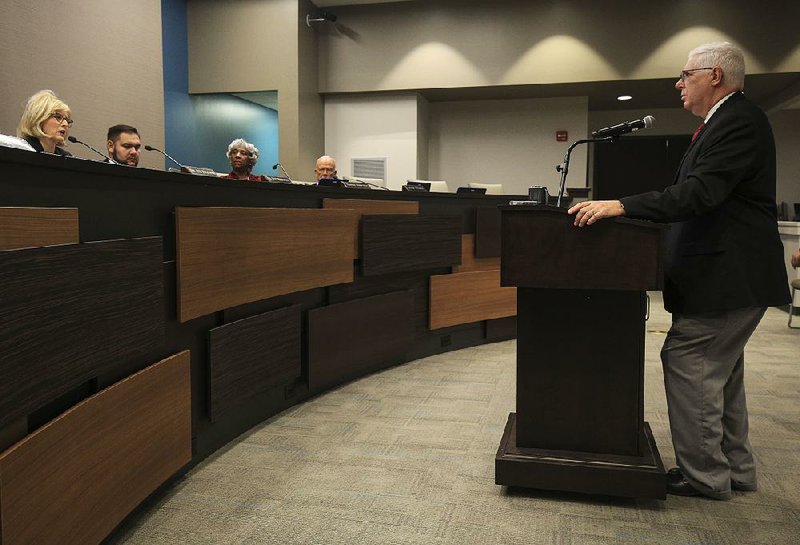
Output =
[
  {"x1": 175, "y1": 207, "x2": 357, "y2": 322},
  {"x1": 429, "y1": 269, "x2": 516, "y2": 329},
  {"x1": 322, "y1": 198, "x2": 419, "y2": 214},
  {"x1": 0, "y1": 207, "x2": 78, "y2": 250},
  {"x1": 323, "y1": 198, "x2": 419, "y2": 256},
  {"x1": 453, "y1": 234, "x2": 500, "y2": 272},
  {"x1": 209, "y1": 305, "x2": 301, "y2": 420},
  {"x1": 0, "y1": 237, "x2": 165, "y2": 428},
  {"x1": 0, "y1": 351, "x2": 191, "y2": 545}
]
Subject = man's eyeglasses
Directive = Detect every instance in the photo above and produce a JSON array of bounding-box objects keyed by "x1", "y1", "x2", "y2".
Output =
[
  {"x1": 230, "y1": 149, "x2": 252, "y2": 157},
  {"x1": 678, "y1": 67, "x2": 714, "y2": 81},
  {"x1": 50, "y1": 112, "x2": 74, "y2": 126}
]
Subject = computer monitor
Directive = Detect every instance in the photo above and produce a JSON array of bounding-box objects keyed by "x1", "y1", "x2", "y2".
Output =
[
  {"x1": 456, "y1": 186, "x2": 486, "y2": 194},
  {"x1": 317, "y1": 178, "x2": 342, "y2": 187},
  {"x1": 402, "y1": 181, "x2": 431, "y2": 192}
]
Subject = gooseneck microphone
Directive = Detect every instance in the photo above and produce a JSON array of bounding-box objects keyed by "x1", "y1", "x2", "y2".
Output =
[
  {"x1": 144, "y1": 144, "x2": 184, "y2": 169},
  {"x1": 68, "y1": 135, "x2": 117, "y2": 164},
  {"x1": 591, "y1": 115, "x2": 655, "y2": 139},
  {"x1": 272, "y1": 162, "x2": 292, "y2": 180}
]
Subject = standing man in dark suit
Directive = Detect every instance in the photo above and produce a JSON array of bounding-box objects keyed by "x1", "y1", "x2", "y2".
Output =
[{"x1": 568, "y1": 42, "x2": 790, "y2": 500}]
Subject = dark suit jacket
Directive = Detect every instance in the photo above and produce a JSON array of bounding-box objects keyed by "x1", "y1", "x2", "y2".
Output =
[
  {"x1": 621, "y1": 92, "x2": 790, "y2": 314},
  {"x1": 24, "y1": 136, "x2": 72, "y2": 157}
]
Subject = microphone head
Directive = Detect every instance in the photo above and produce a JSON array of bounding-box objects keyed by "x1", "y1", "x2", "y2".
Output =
[
  {"x1": 144, "y1": 145, "x2": 155, "y2": 151},
  {"x1": 642, "y1": 115, "x2": 655, "y2": 129},
  {"x1": 272, "y1": 163, "x2": 279, "y2": 169},
  {"x1": 67, "y1": 136, "x2": 78, "y2": 143}
]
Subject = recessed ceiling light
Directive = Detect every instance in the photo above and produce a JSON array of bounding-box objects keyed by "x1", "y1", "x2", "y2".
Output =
[{"x1": 617, "y1": 95, "x2": 633, "y2": 101}]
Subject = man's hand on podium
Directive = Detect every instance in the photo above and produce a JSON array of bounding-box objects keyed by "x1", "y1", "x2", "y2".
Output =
[{"x1": 568, "y1": 200, "x2": 626, "y2": 227}]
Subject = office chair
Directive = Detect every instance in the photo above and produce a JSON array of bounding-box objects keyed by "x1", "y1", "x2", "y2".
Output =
[
  {"x1": 468, "y1": 182, "x2": 504, "y2": 194},
  {"x1": 789, "y1": 278, "x2": 800, "y2": 328}
]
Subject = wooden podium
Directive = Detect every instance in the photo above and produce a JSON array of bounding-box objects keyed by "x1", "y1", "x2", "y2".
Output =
[{"x1": 495, "y1": 206, "x2": 667, "y2": 499}]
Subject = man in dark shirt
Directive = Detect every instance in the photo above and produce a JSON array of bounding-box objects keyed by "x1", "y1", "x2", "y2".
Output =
[{"x1": 106, "y1": 125, "x2": 141, "y2": 167}]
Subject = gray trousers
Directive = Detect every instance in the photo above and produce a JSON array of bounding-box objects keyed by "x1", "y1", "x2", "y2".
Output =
[{"x1": 661, "y1": 306, "x2": 766, "y2": 500}]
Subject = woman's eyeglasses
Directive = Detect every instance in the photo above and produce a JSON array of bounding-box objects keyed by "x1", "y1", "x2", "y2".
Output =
[{"x1": 50, "y1": 112, "x2": 74, "y2": 127}]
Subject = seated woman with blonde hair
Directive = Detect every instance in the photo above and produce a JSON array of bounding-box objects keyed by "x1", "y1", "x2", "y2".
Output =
[
  {"x1": 223, "y1": 138, "x2": 266, "y2": 181},
  {"x1": 16, "y1": 89, "x2": 73, "y2": 156}
]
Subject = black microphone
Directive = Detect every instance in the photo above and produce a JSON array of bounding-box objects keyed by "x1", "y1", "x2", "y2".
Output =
[
  {"x1": 272, "y1": 162, "x2": 292, "y2": 180},
  {"x1": 68, "y1": 135, "x2": 117, "y2": 164},
  {"x1": 591, "y1": 115, "x2": 655, "y2": 139},
  {"x1": 144, "y1": 144, "x2": 184, "y2": 169}
]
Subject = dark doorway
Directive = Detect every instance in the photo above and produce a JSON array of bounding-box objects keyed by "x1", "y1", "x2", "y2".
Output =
[{"x1": 593, "y1": 135, "x2": 691, "y2": 199}]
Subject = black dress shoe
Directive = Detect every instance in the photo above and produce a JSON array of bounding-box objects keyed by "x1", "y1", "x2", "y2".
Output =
[
  {"x1": 669, "y1": 467, "x2": 757, "y2": 492},
  {"x1": 666, "y1": 467, "x2": 682, "y2": 483},
  {"x1": 666, "y1": 475, "x2": 702, "y2": 497},
  {"x1": 731, "y1": 479, "x2": 757, "y2": 492},
  {"x1": 665, "y1": 467, "x2": 701, "y2": 497}
]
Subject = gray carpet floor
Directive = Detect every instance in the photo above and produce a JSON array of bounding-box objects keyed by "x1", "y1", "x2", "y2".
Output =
[{"x1": 110, "y1": 292, "x2": 800, "y2": 544}]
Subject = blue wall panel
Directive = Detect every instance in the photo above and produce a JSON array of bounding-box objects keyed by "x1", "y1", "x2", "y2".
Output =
[{"x1": 161, "y1": 0, "x2": 279, "y2": 176}]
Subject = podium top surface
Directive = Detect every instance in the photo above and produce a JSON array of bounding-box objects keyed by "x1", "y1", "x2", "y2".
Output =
[{"x1": 499, "y1": 205, "x2": 666, "y2": 291}]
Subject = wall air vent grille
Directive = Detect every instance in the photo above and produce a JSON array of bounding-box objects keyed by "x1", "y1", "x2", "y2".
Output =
[{"x1": 352, "y1": 157, "x2": 386, "y2": 186}]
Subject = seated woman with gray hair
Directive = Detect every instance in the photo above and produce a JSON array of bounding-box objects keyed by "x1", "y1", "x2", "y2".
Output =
[
  {"x1": 223, "y1": 138, "x2": 266, "y2": 181},
  {"x1": 16, "y1": 89, "x2": 73, "y2": 156}
]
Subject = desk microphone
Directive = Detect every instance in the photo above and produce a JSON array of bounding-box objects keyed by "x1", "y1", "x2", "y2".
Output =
[
  {"x1": 272, "y1": 162, "x2": 292, "y2": 180},
  {"x1": 350, "y1": 177, "x2": 390, "y2": 190},
  {"x1": 144, "y1": 144, "x2": 184, "y2": 169},
  {"x1": 68, "y1": 136, "x2": 117, "y2": 164}
]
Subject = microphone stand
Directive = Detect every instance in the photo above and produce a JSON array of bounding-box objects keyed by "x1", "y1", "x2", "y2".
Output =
[
  {"x1": 68, "y1": 136, "x2": 117, "y2": 164},
  {"x1": 555, "y1": 136, "x2": 614, "y2": 207},
  {"x1": 272, "y1": 162, "x2": 292, "y2": 181},
  {"x1": 144, "y1": 145, "x2": 184, "y2": 169},
  {"x1": 349, "y1": 177, "x2": 390, "y2": 190}
]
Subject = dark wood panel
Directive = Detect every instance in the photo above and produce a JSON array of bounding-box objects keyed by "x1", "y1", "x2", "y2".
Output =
[
  {"x1": 495, "y1": 415, "x2": 666, "y2": 499},
  {"x1": 175, "y1": 207, "x2": 356, "y2": 322},
  {"x1": 0, "y1": 206, "x2": 79, "y2": 250},
  {"x1": 0, "y1": 237, "x2": 165, "y2": 428},
  {"x1": 486, "y1": 316, "x2": 517, "y2": 342},
  {"x1": 308, "y1": 291, "x2": 414, "y2": 392},
  {"x1": 0, "y1": 351, "x2": 191, "y2": 545},
  {"x1": 475, "y1": 206, "x2": 502, "y2": 258},
  {"x1": 323, "y1": 198, "x2": 419, "y2": 257},
  {"x1": 500, "y1": 206, "x2": 665, "y2": 291},
  {"x1": 208, "y1": 305, "x2": 301, "y2": 421},
  {"x1": 516, "y1": 288, "x2": 644, "y2": 455},
  {"x1": 361, "y1": 215, "x2": 461, "y2": 276},
  {"x1": 328, "y1": 269, "x2": 437, "y2": 340}
]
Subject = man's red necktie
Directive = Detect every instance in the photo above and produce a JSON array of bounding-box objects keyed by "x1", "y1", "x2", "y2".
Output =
[{"x1": 692, "y1": 123, "x2": 705, "y2": 142}]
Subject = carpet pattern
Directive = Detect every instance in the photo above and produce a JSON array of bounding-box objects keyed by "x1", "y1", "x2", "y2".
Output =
[{"x1": 110, "y1": 293, "x2": 800, "y2": 544}]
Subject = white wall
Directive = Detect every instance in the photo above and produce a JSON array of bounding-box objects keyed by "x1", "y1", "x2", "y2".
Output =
[
  {"x1": 427, "y1": 97, "x2": 589, "y2": 196},
  {"x1": 324, "y1": 95, "x2": 419, "y2": 189}
]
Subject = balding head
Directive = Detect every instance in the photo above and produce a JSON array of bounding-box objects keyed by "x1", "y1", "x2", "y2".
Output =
[{"x1": 315, "y1": 155, "x2": 337, "y2": 181}]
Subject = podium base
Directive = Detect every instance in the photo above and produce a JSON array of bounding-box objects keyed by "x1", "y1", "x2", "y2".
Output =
[{"x1": 495, "y1": 413, "x2": 666, "y2": 499}]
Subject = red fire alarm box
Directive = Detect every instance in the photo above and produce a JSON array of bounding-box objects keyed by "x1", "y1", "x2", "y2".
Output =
[{"x1": 556, "y1": 130, "x2": 568, "y2": 142}]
